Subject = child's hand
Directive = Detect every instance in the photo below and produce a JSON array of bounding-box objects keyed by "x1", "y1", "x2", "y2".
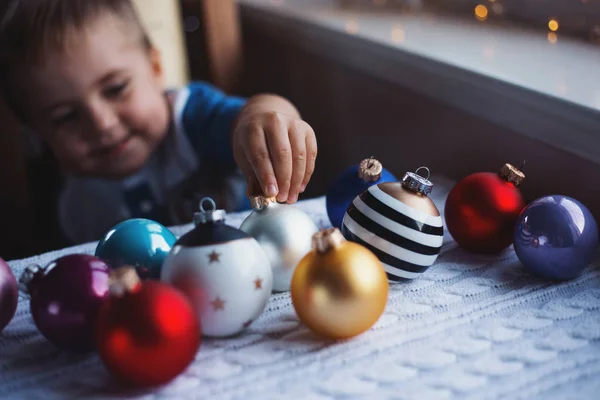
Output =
[{"x1": 233, "y1": 107, "x2": 317, "y2": 204}]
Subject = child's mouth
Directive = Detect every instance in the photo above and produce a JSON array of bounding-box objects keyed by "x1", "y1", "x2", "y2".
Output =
[{"x1": 95, "y1": 136, "x2": 133, "y2": 157}]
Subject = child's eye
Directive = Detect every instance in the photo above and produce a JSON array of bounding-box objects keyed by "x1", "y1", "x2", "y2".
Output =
[
  {"x1": 104, "y1": 81, "x2": 129, "y2": 99},
  {"x1": 51, "y1": 109, "x2": 78, "y2": 127}
]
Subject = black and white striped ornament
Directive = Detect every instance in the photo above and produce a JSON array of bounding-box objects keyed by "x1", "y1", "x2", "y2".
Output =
[{"x1": 341, "y1": 167, "x2": 443, "y2": 281}]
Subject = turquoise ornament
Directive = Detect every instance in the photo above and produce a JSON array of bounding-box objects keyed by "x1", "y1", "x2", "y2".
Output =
[{"x1": 95, "y1": 218, "x2": 177, "y2": 280}]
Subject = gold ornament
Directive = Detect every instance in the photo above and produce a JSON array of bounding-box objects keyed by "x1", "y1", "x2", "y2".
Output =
[{"x1": 291, "y1": 228, "x2": 389, "y2": 340}]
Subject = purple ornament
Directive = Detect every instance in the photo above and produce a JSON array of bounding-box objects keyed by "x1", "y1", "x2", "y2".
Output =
[
  {"x1": 0, "y1": 257, "x2": 18, "y2": 333},
  {"x1": 513, "y1": 195, "x2": 599, "y2": 281},
  {"x1": 19, "y1": 254, "x2": 110, "y2": 352}
]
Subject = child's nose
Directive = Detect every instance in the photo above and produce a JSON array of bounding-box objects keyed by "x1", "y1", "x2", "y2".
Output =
[{"x1": 88, "y1": 103, "x2": 120, "y2": 136}]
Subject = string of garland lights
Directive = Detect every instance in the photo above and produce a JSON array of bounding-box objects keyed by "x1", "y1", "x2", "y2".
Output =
[{"x1": 335, "y1": 0, "x2": 600, "y2": 44}]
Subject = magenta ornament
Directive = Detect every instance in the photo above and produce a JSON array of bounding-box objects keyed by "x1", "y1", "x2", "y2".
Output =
[
  {"x1": 19, "y1": 254, "x2": 110, "y2": 352},
  {"x1": 0, "y1": 257, "x2": 18, "y2": 333}
]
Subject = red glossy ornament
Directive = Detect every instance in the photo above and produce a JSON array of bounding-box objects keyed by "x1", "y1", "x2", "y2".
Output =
[
  {"x1": 95, "y1": 268, "x2": 201, "y2": 388},
  {"x1": 444, "y1": 163, "x2": 526, "y2": 254}
]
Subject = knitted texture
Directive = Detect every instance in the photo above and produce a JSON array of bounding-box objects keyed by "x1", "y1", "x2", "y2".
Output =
[{"x1": 2, "y1": 175, "x2": 599, "y2": 400}]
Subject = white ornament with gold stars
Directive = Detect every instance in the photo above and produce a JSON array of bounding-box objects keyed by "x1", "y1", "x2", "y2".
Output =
[{"x1": 162, "y1": 198, "x2": 273, "y2": 337}]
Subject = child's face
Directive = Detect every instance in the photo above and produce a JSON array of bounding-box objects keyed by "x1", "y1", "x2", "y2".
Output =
[{"x1": 17, "y1": 14, "x2": 170, "y2": 178}]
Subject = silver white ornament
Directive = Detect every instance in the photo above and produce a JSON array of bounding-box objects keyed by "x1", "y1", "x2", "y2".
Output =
[
  {"x1": 161, "y1": 198, "x2": 273, "y2": 337},
  {"x1": 240, "y1": 196, "x2": 319, "y2": 292}
]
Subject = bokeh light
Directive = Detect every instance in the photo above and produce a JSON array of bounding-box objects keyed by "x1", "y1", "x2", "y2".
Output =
[
  {"x1": 475, "y1": 5, "x2": 489, "y2": 22},
  {"x1": 184, "y1": 16, "x2": 200, "y2": 33},
  {"x1": 483, "y1": 45, "x2": 495, "y2": 60},
  {"x1": 391, "y1": 25, "x2": 405, "y2": 43},
  {"x1": 345, "y1": 19, "x2": 359, "y2": 34}
]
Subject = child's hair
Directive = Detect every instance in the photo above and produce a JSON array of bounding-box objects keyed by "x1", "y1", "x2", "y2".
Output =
[{"x1": 0, "y1": 0, "x2": 152, "y2": 116}]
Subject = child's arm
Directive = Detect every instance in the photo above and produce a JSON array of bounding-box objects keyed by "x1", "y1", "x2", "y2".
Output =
[{"x1": 232, "y1": 94, "x2": 317, "y2": 204}]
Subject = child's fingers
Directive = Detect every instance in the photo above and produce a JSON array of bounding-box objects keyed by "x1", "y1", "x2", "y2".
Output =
[
  {"x1": 287, "y1": 122, "x2": 309, "y2": 204},
  {"x1": 301, "y1": 129, "x2": 318, "y2": 192},
  {"x1": 244, "y1": 125, "x2": 279, "y2": 198},
  {"x1": 264, "y1": 116, "x2": 292, "y2": 203}
]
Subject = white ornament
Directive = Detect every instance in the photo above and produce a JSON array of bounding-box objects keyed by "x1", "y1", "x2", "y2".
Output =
[{"x1": 162, "y1": 198, "x2": 273, "y2": 337}]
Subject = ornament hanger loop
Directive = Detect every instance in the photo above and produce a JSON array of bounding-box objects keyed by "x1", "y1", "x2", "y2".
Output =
[
  {"x1": 519, "y1": 160, "x2": 527, "y2": 171},
  {"x1": 18, "y1": 264, "x2": 42, "y2": 295},
  {"x1": 367, "y1": 156, "x2": 375, "y2": 168},
  {"x1": 194, "y1": 198, "x2": 226, "y2": 224},
  {"x1": 199, "y1": 197, "x2": 216, "y2": 213},
  {"x1": 415, "y1": 166, "x2": 431, "y2": 180}
]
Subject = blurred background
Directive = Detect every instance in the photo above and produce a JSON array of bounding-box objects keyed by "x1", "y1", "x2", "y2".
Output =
[
  {"x1": 1, "y1": 0, "x2": 598, "y2": 260},
  {"x1": 337, "y1": 0, "x2": 600, "y2": 41}
]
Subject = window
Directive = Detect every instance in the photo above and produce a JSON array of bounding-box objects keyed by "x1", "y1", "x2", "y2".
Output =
[
  {"x1": 336, "y1": 0, "x2": 600, "y2": 44},
  {"x1": 239, "y1": 0, "x2": 600, "y2": 166}
]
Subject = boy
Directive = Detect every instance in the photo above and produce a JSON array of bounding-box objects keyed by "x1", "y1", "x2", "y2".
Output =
[{"x1": 0, "y1": 0, "x2": 317, "y2": 244}]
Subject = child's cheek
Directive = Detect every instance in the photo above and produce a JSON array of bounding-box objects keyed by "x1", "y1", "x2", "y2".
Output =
[
  {"x1": 50, "y1": 135, "x2": 91, "y2": 161},
  {"x1": 122, "y1": 88, "x2": 169, "y2": 141},
  {"x1": 36, "y1": 126, "x2": 96, "y2": 173}
]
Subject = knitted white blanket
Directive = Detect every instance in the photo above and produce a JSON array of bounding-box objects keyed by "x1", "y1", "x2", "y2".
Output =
[{"x1": 2, "y1": 175, "x2": 599, "y2": 400}]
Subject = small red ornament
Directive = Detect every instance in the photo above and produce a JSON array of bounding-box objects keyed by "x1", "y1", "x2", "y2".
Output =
[
  {"x1": 95, "y1": 267, "x2": 201, "y2": 388},
  {"x1": 444, "y1": 163, "x2": 526, "y2": 254}
]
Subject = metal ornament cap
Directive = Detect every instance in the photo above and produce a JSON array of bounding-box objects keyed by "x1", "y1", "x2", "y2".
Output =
[
  {"x1": 18, "y1": 264, "x2": 43, "y2": 295},
  {"x1": 249, "y1": 195, "x2": 277, "y2": 211},
  {"x1": 499, "y1": 163, "x2": 525, "y2": 186},
  {"x1": 108, "y1": 267, "x2": 142, "y2": 297},
  {"x1": 401, "y1": 166, "x2": 433, "y2": 195},
  {"x1": 194, "y1": 197, "x2": 226, "y2": 225},
  {"x1": 313, "y1": 228, "x2": 346, "y2": 254},
  {"x1": 358, "y1": 157, "x2": 383, "y2": 183}
]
